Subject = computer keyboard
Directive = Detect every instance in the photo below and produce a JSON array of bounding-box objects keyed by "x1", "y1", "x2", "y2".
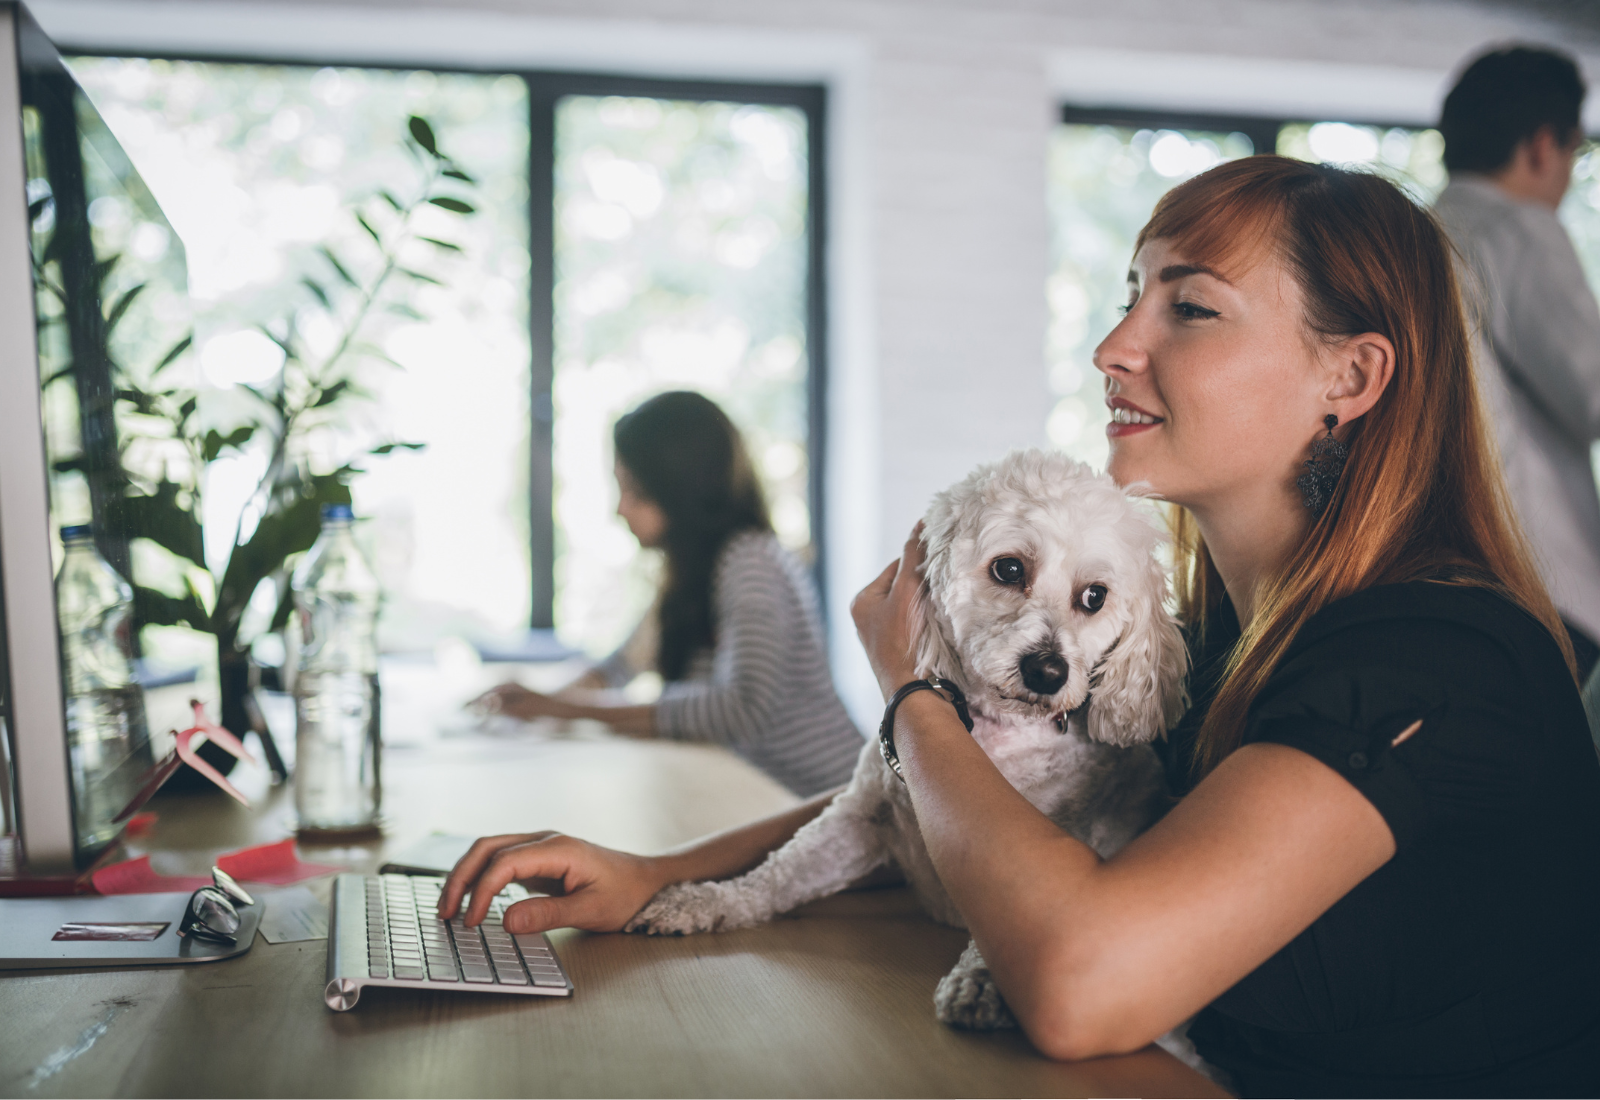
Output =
[{"x1": 324, "y1": 873, "x2": 573, "y2": 1011}]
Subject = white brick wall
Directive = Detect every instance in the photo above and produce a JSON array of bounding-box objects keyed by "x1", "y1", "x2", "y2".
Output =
[{"x1": 31, "y1": 0, "x2": 1600, "y2": 723}]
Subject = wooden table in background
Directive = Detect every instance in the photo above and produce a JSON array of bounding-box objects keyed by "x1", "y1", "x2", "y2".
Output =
[{"x1": 0, "y1": 713, "x2": 1224, "y2": 1098}]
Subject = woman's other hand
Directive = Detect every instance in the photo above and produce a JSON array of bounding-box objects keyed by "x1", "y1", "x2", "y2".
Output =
[
  {"x1": 437, "y1": 832, "x2": 668, "y2": 934},
  {"x1": 467, "y1": 681, "x2": 563, "y2": 721},
  {"x1": 850, "y1": 523, "x2": 927, "y2": 698}
]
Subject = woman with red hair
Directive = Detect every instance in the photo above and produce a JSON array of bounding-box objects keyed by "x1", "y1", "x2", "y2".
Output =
[{"x1": 444, "y1": 157, "x2": 1600, "y2": 1096}]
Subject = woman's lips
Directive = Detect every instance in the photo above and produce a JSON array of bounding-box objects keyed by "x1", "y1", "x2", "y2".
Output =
[{"x1": 1106, "y1": 399, "x2": 1163, "y2": 438}]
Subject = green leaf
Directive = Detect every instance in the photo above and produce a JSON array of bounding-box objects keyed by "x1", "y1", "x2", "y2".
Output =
[
  {"x1": 43, "y1": 364, "x2": 73, "y2": 387},
  {"x1": 442, "y1": 166, "x2": 475, "y2": 184},
  {"x1": 178, "y1": 395, "x2": 198, "y2": 422},
  {"x1": 240, "y1": 384, "x2": 279, "y2": 412},
  {"x1": 385, "y1": 302, "x2": 427, "y2": 321},
  {"x1": 103, "y1": 282, "x2": 147, "y2": 333},
  {"x1": 407, "y1": 116, "x2": 439, "y2": 158},
  {"x1": 92, "y1": 253, "x2": 121, "y2": 288},
  {"x1": 300, "y1": 277, "x2": 331, "y2": 309},
  {"x1": 379, "y1": 189, "x2": 404, "y2": 212},
  {"x1": 52, "y1": 455, "x2": 86, "y2": 474},
  {"x1": 418, "y1": 236, "x2": 463, "y2": 253},
  {"x1": 122, "y1": 480, "x2": 206, "y2": 570},
  {"x1": 428, "y1": 196, "x2": 475, "y2": 215},
  {"x1": 27, "y1": 196, "x2": 49, "y2": 223},
  {"x1": 369, "y1": 441, "x2": 425, "y2": 455},
  {"x1": 318, "y1": 245, "x2": 359, "y2": 289},
  {"x1": 354, "y1": 211, "x2": 383, "y2": 246},
  {"x1": 152, "y1": 333, "x2": 193, "y2": 376},
  {"x1": 134, "y1": 584, "x2": 211, "y2": 633},
  {"x1": 201, "y1": 425, "x2": 256, "y2": 462},
  {"x1": 115, "y1": 388, "x2": 160, "y2": 416},
  {"x1": 312, "y1": 380, "x2": 349, "y2": 408},
  {"x1": 398, "y1": 268, "x2": 444, "y2": 286},
  {"x1": 214, "y1": 472, "x2": 351, "y2": 645},
  {"x1": 256, "y1": 323, "x2": 296, "y2": 358}
]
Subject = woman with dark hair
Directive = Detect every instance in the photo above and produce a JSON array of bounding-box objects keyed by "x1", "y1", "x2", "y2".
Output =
[
  {"x1": 475, "y1": 390, "x2": 863, "y2": 798},
  {"x1": 447, "y1": 159, "x2": 1600, "y2": 1095}
]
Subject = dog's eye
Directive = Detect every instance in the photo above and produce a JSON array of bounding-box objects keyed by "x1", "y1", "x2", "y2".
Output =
[
  {"x1": 990, "y1": 557, "x2": 1026, "y2": 587},
  {"x1": 1080, "y1": 584, "x2": 1107, "y2": 613}
]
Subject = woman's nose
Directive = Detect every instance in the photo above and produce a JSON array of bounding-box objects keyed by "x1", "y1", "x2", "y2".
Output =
[{"x1": 1093, "y1": 315, "x2": 1148, "y2": 379}]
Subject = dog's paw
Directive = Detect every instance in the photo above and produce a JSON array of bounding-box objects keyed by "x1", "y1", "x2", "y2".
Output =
[
  {"x1": 623, "y1": 881, "x2": 759, "y2": 936},
  {"x1": 934, "y1": 944, "x2": 1017, "y2": 1031}
]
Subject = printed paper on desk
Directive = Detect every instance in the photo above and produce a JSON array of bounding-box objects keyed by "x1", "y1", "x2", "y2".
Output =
[
  {"x1": 91, "y1": 855, "x2": 211, "y2": 895},
  {"x1": 256, "y1": 886, "x2": 329, "y2": 943},
  {"x1": 217, "y1": 838, "x2": 342, "y2": 885}
]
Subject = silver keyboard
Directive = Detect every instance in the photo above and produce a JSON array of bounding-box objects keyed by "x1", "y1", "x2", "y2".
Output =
[{"x1": 324, "y1": 873, "x2": 573, "y2": 1011}]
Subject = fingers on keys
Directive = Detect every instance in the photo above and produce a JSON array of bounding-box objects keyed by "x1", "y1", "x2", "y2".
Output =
[{"x1": 438, "y1": 833, "x2": 528, "y2": 919}]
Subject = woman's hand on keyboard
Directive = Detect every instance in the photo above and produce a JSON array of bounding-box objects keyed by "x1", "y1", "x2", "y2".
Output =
[{"x1": 438, "y1": 832, "x2": 668, "y2": 934}]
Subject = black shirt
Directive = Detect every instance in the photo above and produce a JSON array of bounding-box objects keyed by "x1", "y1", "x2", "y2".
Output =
[{"x1": 1160, "y1": 582, "x2": 1600, "y2": 1098}]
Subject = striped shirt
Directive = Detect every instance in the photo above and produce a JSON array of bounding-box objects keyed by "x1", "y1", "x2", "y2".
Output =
[{"x1": 598, "y1": 531, "x2": 865, "y2": 797}]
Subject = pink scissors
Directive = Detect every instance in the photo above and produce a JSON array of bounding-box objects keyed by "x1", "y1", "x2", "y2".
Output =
[{"x1": 174, "y1": 699, "x2": 258, "y2": 807}]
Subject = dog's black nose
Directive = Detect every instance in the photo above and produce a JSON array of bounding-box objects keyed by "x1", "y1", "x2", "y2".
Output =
[{"x1": 1019, "y1": 651, "x2": 1069, "y2": 696}]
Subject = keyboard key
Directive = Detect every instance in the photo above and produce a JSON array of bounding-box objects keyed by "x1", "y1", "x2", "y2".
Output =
[
  {"x1": 393, "y1": 966, "x2": 426, "y2": 980},
  {"x1": 462, "y1": 969, "x2": 494, "y2": 984},
  {"x1": 428, "y1": 971, "x2": 459, "y2": 983},
  {"x1": 369, "y1": 967, "x2": 389, "y2": 979},
  {"x1": 532, "y1": 976, "x2": 566, "y2": 987},
  {"x1": 496, "y1": 971, "x2": 530, "y2": 985}
]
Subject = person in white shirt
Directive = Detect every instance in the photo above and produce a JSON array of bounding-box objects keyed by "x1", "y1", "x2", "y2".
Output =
[{"x1": 1433, "y1": 45, "x2": 1600, "y2": 677}]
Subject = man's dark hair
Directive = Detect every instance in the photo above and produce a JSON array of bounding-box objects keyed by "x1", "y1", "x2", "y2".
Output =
[{"x1": 1439, "y1": 45, "x2": 1586, "y2": 174}]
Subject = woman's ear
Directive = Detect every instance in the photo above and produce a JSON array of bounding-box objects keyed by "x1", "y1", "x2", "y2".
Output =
[{"x1": 1324, "y1": 332, "x2": 1395, "y2": 427}]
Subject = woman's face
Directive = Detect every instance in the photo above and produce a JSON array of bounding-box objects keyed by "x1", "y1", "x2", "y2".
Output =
[
  {"x1": 615, "y1": 461, "x2": 668, "y2": 548},
  {"x1": 1093, "y1": 236, "x2": 1332, "y2": 515}
]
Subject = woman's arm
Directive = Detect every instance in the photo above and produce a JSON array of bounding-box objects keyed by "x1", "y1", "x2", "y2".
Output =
[
  {"x1": 469, "y1": 682, "x2": 657, "y2": 736},
  {"x1": 852, "y1": 531, "x2": 1396, "y2": 1061},
  {"x1": 438, "y1": 785, "x2": 844, "y2": 931}
]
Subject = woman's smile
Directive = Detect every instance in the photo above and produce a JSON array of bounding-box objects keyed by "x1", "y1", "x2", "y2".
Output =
[{"x1": 1106, "y1": 396, "x2": 1164, "y2": 436}]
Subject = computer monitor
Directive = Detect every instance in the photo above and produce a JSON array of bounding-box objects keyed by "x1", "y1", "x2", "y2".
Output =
[{"x1": 0, "y1": 1, "x2": 195, "y2": 875}]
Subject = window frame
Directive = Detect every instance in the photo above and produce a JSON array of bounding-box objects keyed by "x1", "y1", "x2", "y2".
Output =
[
  {"x1": 526, "y1": 72, "x2": 827, "y2": 629},
  {"x1": 62, "y1": 49, "x2": 831, "y2": 632}
]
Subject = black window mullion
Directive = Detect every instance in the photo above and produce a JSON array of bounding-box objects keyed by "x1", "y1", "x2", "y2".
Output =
[{"x1": 526, "y1": 77, "x2": 557, "y2": 630}]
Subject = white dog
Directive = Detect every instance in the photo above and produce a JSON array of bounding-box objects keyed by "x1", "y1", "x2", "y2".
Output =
[{"x1": 626, "y1": 450, "x2": 1189, "y2": 1031}]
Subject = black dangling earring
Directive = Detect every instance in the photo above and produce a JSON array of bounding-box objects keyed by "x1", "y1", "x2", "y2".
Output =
[{"x1": 1297, "y1": 414, "x2": 1348, "y2": 516}]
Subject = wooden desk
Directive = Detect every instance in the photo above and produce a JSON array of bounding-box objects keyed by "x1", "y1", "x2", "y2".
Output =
[{"x1": 0, "y1": 723, "x2": 1224, "y2": 1098}]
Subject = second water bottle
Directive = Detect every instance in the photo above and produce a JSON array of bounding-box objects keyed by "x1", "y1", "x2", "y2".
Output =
[{"x1": 293, "y1": 503, "x2": 382, "y2": 833}]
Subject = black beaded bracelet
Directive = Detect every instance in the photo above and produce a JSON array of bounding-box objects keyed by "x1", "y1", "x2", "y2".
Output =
[{"x1": 878, "y1": 677, "x2": 974, "y2": 782}]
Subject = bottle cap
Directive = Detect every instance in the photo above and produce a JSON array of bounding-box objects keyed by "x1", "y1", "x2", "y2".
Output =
[
  {"x1": 60, "y1": 524, "x2": 93, "y2": 541},
  {"x1": 321, "y1": 502, "x2": 354, "y2": 523}
]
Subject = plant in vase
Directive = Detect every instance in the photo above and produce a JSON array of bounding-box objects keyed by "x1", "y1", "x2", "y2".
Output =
[{"x1": 113, "y1": 115, "x2": 479, "y2": 787}]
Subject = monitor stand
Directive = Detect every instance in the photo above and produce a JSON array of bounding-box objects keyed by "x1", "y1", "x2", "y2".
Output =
[{"x1": 0, "y1": 891, "x2": 263, "y2": 969}]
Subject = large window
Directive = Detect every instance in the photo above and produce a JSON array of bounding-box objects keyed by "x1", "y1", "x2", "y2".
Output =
[
  {"x1": 66, "y1": 58, "x2": 824, "y2": 665},
  {"x1": 1048, "y1": 107, "x2": 1600, "y2": 470}
]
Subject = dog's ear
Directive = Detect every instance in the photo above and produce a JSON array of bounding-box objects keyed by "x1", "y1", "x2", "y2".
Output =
[
  {"x1": 911, "y1": 496, "x2": 965, "y2": 685},
  {"x1": 1086, "y1": 554, "x2": 1189, "y2": 747}
]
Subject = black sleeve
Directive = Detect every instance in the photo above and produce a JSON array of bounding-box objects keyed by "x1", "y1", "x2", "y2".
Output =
[{"x1": 1243, "y1": 620, "x2": 1535, "y2": 852}]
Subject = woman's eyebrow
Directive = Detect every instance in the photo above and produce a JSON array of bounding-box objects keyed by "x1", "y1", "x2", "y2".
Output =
[{"x1": 1159, "y1": 263, "x2": 1231, "y2": 285}]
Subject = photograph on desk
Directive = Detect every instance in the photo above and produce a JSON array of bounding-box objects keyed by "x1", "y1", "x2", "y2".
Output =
[{"x1": 5, "y1": 0, "x2": 1600, "y2": 1097}]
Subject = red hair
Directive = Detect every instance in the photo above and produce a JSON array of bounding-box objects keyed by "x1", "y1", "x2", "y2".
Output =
[{"x1": 1139, "y1": 155, "x2": 1574, "y2": 775}]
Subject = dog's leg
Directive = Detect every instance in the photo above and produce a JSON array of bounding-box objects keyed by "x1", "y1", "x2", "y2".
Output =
[
  {"x1": 934, "y1": 939, "x2": 1018, "y2": 1030},
  {"x1": 625, "y1": 788, "x2": 892, "y2": 935}
]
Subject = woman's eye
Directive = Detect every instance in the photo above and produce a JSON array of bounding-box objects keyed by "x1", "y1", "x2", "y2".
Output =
[
  {"x1": 1172, "y1": 301, "x2": 1219, "y2": 321},
  {"x1": 990, "y1": 557, "x2": 1026, "y2": 587},
  {"x1": 1080, "y1": 584, "x2": 1107, "y2": 613}
]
